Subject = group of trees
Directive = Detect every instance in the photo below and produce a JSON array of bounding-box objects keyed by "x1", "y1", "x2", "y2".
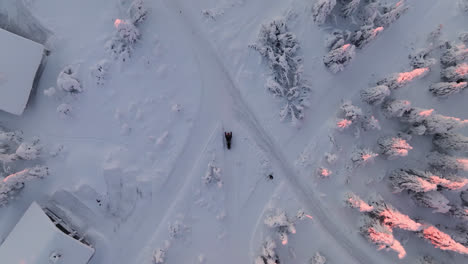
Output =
[
  {"x1": 105, "y1": 0, "x2": 147, "y2": 62},
  {"x1": 0, "y1": 128, "x2": 48, "y2": 206},
  {"x1": 313, "y1": 0, "x2": 408, "y2": 73},
  {"x1": 346, "y1": 194, "x2": 468, "y2": 258},
  {"x1": 251, "y1": 18, "x2": 311, "y2": 124}
]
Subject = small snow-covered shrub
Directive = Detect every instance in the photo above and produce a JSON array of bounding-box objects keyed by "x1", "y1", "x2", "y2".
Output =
[
  {"x1": 409, "y1": 48, "x2": 436, "y2": 69},
  {"x1": 168, "y1": 220, "x2": 188, "y2": 239},
  {"x1": 57, "y1": 103, "x2": 72, "y2": 118},
  {"x1": 264, "y1": 210, "x2": 296, "y2": 246},
  {"x1": 342, "y1": 0, "x2": 360, "y2": 17},
  {"x1": 0, "y1": 166, "x2": 49, "y2": 206},
  {"x1": 57, "y1": 65, "x2": 82, "y2": 93},
  {"x1": 350, "y1": 148, "x2": 378, "y2": 167},
  {"x1": 15, "y1": 140, "x2": 41, "y2": 161},
  {"x1": 323, "y1": 44, "x2": 356, "y2": 73},
  {"x1": 251, "y1": 18, "x2": 311, "y2": 123},
  {"x1": 255, "y1": 238, "x2": 280, "y2": 264},
  {"x1": 203, "y1": 162, "x2": 222, "y2": 186},
  {"x1": 411, "y1": 191, "x2": 451, "y2": 213},
  {"x1": 362, "y1": 115, "x2": 381, "y2": 131},
  {"x1": 360, "y1": 85, "x2": 390, "y2": 105},
  {"x1": 427, "y1": 152, "x2": 468, "y2": 172},
  {"x1": 310, "y1": 252, "x2": 327, "y2": 264},
  {"x1": 388, "y1": 169, "x2": 437, "y2": 193},
  {"x1": 429, "y1": 82, "x2": 467, "y2": 97},
  {"x1": 90, "y1": 60, "x2": 110, "y2": 86},
  {"x1": 381, "y1": 99, "x2": 411, "y2": 118},
  {"x1": 312, "y1": 0, "x2": 336, "y2": 24},
  {"x1": 433, "y1": 133, "x2": 468, "y2": 152},
  {"x1": 153, "y1": 248, "x2": 165, "y2": 264},
  {"x1": 128, "y1": 0, "x2": 148, "y2": 25},
  {"x1": 340, "y1": 100, "x2": 362, "y2": 121},
  {"x1": 377, "y1": 136, "x2": 412, "y2": 159},
  {"x1": 44, "y1": 87, "x2": 56, "y2": 97}
]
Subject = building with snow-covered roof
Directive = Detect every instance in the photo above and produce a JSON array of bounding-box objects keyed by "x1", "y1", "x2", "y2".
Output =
[
  {"x1": 0, "y1": 27, "x2": 45, "y2": 115},
  {"x1": 0, "y1": 202, "x2": 94, "y2": 264}
]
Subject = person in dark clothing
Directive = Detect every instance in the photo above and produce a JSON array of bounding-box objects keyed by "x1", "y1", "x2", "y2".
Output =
[{"x1": 225, "y1": 132, "x2": 232, "y2": 149}]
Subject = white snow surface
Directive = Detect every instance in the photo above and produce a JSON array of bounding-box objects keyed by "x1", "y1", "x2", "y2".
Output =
[
  {"x1": 0, "y1": 0, "x2": 467, "y2": 264},
  {"x1": 0, "y1": 27, "x2": 44, "y2": 115}
]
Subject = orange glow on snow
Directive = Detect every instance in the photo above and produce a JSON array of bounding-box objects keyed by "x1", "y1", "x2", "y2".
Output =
[
  {"x1": 396, "y1": 68, "x2": 429, "y2": 84},
  {"x1": 380, "y1": 208, "x2": 422, "y2": 231},
  {"x1": 319, "y1": 168, "x2": 332, "y2": 177},
  {"x1": 305, "y1": 214, "x2": 314, "y2": 220},
  {"x1": 455, "y1": 63, "x2": 468, "y2": 76},
  {"x1": 342, "y1": 44, "x2": 351, "y2": 50},
  {"x1": 457, "y1": 158, "x2": 468, "y2": 171},
  {"x1": 415, "y1": 177, "x2": 437, "y2": 192},
  {"x1": 362, "y1": 153, "x2": 378, "y2": 161},
  {"x1": 373, "y1": 27, "x2": 384, "y2": 36},
  {"x1": 391, "y1": 138, "x2": 412, "y2": 156},
  {"x1": 368, "y1": 227, "x2": 406, "y2": 259},
  {"x1": 395, "y1": 0, "x2": 403, "y2": 7},
  {"x1": 3, "y1": 169, "x2": 29, "y2": 183},
  {"x1": 114, "y1": 19, "x2": 124, "y2": 28},
  {"x1": 419, "y1": 109, "x2": 434, "y2": 117},
  {"x1": 430, "y1": 175, "x2": 468, "y2": 190},
  {"x1": 455, "y1": 82, "x2": 467, "y2": 88},
  {"x1": 282, "y1": 237, "x2": 288, "y2": 245},
  {"x1": 423, "y1": 226, "x2": 468, "y2": 255},
  {"x1": 337, "y1": 119, "x2": 352, "y2": 129},
  {"x1": 348, "y1": 196, "x2": 374, "y2": 212}
]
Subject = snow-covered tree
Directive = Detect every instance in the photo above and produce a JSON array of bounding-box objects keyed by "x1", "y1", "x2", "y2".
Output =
[
  {"x1": 362, "y1": 115, "x2": 381, "y2": 131},
  {"x1": 429, "y1": 82, "x2": 467, "y2": 97},
  {"x1": 461, "y1": 190, "x2": 468, "y2": 206},
  {"x1": 421, "y1": 113, "x2": 467, "y2": 135},
  {"x1": 128, "y1": 0, "x2": 147, "y2": 25},
  {"x1": 57, "y1": 103, "x2": 72, "y2": 118},
  {"x1": 433, "y1": 133, "x2": 468, "y2": 152},
  {"x1": 459, "y1": 32, "x2": 468, "y2": 44},
  {"x1": 441, "y1": 63, "x2": 468, "y2": 82},
  {"x1": 427, "y1": 151, "x2": 468, "y2": 172},
  {"x1": 342, "y1": 0, "x2": 360, "y2": 17},
  {"x1": 350, "y1": 148, "x2": 378, "y2": 167},
  {"x1": 345, "y1": 192, "x2": 374, "y2": 212},
  {"x1": 409, "y1": 48, "x2": 436, "y2": 69},
  {"x1": 324, "y1": 29, "x2": 350, "y2": 51},
  {"x1": 255, "y1": 238, "x2": 280, "y2": 264},
  {"x1": 350, "y1": 24, "x2": 384, "y2": 49},
  {"x1": 360, "y1": 85, "x2": 390, "y2": 105},
  {"x1": 152, "y1": 248, "x2": 165, "y2": 264},
  {"x1": 203, "y1": 162, "x2": 222, "y2": 186},
  {"x1": 310, "y1": 252, "x2": 326, "y2": 264},
  {"x1": 411, "y1": 191, "x2": 451, "y2": 213},
  {"x1": 90, "y1": 60, "x2": 110, "y2": 86},
  {"x1": 252, "y1": 18, "x2": 311, "y2": 123},
  {"x1": 420, "y1": 226, "x2": 468, "y2": 255},
  {"x1": 381, "y1": 99, "x2": 412, "y2": 118},
  {"x1": 340, "y1": 100, "x2": 362, "y2": 121},
  {"x1": 388, "y1": 169, "x2": 437, "y2": 193},
  {"x1": 377, "y1": 136, "x2": 413, "y2": 159},
  {"x1": 57, "y1": 65, "x2": 82, "y2": 93},
  {"x1": 312, "y1": 0, "x2": 336, "y2": 24},
  {"x1": 370, "y1": 200, "x2": 423, "y2": 231},
  {"x1": 106, "y1": 19, "x2": 140, "y2": 62},
  {"x1": 377, "y1": 68, "x2": 429, "y2": 90},
  {"x1": 0, "y1": 166, "x2": 49, "y2": 206},
  {"x1": 449, "y1": 206, "x2": 468, "y2": 221},
  {"x1": 264, "y1": 210, "x2": 296, "y2": 246},
  {"x1": 440, "y1": 42, "x2": 468, "y2": 68},
  {"x1": 374, "y1": 1, "x2": 408, "y2": 28},
  {"x1": 360, "y1": 218, "x2": 407, "y2": 259},
  {"x1": 15, "y1": 140, "x2": 41, "y2": 161},
  {"x1": 323, "y1": 44, "x2": 356, "y2": 73}
]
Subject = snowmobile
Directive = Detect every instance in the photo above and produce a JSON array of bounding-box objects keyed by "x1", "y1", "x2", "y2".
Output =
[{"x1": 225, "y1": 132, "x2": 232, "y2": 149}]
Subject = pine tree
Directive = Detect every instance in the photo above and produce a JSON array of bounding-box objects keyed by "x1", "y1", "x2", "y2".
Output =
[
  {"x1": 427, "y1": 152, "x2": 468, "y2": 172},
  {"x1": 128, "y1": 0, "x2": 147, "y2": 25},
  {"x1": 420, "y1": 226, "x2": 468, "y2": 254},
  {"x1": 255, "y1": 238, "x2": 280, "y2": 264},
  {"x1": 388, "y1": 169, "x2": 437, "y2": 193},
  {"x1": 360, "y1": 85, "x2": 390, "y2": 105},
  {"x1": 324, "y1": 29, "x2": 350, "y2": 51},
  {"x1": 441, "y1": 63, "x2": 468, "y2": 82},
  {"x1": 440, "y1": 42, "x2": 468, "y2": 68},
  {"x1": 350, "y1": 24, "x2": 384, "y2": 49},
  {"x1": 377, "y1": 136, "x2": 413, "y2": 159},
  {"x1": 429, "y1": 82, "x2": 467, "y2": 97},
  {"x1": 409, "y1": 48, "x2": 436, "y2": 69},
  {"x1": 411, "y1": 191, "x2": 451, "y2": 213},
  {"x1": 0, "y1": 166, "x2": 49, "y2": 206},
  {"x1": 374, "y1": 1, "x2": 408, "y2": 28},
  {"x1": 381, "y1": 99, "x2": 412, "y2": 118},
  {"x1": 323, "y1": 44, "x2": 356, "y2": 73},
  {"x1": 360, "y1": 218, "x2": 407, "y2": 259},
  {"x1": 433, "y1": 133, "x2": 468, "y2": 152},
  {"x1": 350, "y1": 148, "x2": 378, "y2": 167},
  {"x1": 342, "y1": 0, "x2": 361, "y2": 17},
  {"x1": 312, "y1": 0, "x2": 337, "y2": 25}
]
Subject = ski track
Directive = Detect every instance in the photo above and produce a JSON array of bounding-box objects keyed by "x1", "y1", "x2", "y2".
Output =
[{"x1": 126, "y1": 0, "x2": 394, "y2": 263}]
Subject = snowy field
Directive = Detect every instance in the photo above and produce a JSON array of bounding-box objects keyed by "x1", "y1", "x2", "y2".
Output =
[{"x1": 0, "y1": 0, "x2": 468, "y2": 263}]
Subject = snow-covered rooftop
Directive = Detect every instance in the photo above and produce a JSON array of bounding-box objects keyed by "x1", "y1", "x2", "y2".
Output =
[
  {"x1": 0, "y1": 28, "x2": 44, "y2": 115},
  {"x1": 0, "y1": 202, "x2": 94, "y2": 264}
]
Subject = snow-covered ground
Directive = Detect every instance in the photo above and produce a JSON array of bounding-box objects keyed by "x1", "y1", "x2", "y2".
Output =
[{"x1": 0, "y1": 0, "x2": 467, "y2": 263}]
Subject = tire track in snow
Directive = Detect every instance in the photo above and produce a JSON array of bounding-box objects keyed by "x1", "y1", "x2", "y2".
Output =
[{"x1": 159, "y1": 1, "x2": 392, "y2": 263}]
